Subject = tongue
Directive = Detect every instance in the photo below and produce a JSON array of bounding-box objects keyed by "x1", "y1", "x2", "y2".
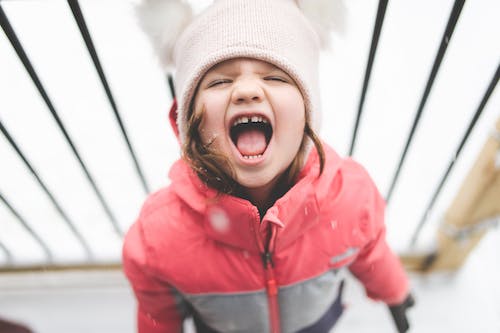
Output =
[{"x1": 236, "y1": 129, "x2": 267, "y2": 156}]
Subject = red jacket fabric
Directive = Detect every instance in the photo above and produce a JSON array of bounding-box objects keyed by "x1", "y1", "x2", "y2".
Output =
[{"x1": 123, "y1": 143, "x2": 409, "y2": 332}]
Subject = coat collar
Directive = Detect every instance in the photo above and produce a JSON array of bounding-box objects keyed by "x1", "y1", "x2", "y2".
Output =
[{"x1": 169, "y1": 146, "x2": 342, "y2": 252}]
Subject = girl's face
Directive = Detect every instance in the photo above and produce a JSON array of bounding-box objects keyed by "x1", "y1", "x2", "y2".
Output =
[{"x1": 193, "y1": 58, "x2": 305, "y2": 191}]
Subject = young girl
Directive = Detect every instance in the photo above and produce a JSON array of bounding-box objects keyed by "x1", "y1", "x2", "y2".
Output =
[{"x1": 123, "y1": 0, "x2": 414, "y2": 332}]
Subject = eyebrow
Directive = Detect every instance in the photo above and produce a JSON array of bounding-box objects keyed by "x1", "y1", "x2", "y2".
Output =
[
  {"x1": 205, "y1": 66, "x2": 289, "y2": 78},
  {"x1": 267, "y1": 68, "x2": 290, "y2": 76}
]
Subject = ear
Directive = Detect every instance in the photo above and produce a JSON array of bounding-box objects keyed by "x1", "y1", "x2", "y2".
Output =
[
  {"x1": 136, "y1": 0, "x2": 194, "y2": 69},
  {"x1": 296, "y1": 0, "x2": 347, "y2": 48},
  {"x1": 169, "y1": 99, "x2": 181, "y2": 144}
]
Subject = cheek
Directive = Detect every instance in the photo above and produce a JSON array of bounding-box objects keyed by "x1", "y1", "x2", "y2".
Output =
[
  {"x1": 199, "y1": 118, "x2": 223, "y2": 141},
  {"x1": 276, "y1": 94, "x2": 306, "y2": 132},
  {"x1": 195, "y1": 95, "x2": 227, "y2": 144}
]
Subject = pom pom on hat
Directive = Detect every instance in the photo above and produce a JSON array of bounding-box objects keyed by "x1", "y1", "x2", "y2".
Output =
[
  {"x1": 296, "y1": 0, "x2": 347, "y2": 48},
  {"x1": 135, "y1": 0, "x2": 193, "y2": 68}
]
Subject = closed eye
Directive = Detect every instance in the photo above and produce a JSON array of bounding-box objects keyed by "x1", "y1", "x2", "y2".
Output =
[
  {"x1": 264, "y1": 76, "x2": 288, "y2": 83},
  {"x1": 207, "y1": 79, "x2": 232, "y2": 88}
]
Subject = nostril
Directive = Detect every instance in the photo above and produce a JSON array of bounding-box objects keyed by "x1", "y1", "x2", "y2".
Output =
[{"x1": 235, "y1": 96, "x2": 260, "y2": 103}]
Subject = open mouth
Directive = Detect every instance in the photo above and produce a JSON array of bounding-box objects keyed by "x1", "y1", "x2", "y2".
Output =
[{"x1": 230, "y1": 115, "x2": 273, "y2": 159}]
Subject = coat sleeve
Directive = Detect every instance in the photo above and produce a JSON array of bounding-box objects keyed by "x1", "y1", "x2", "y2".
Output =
[
  {"x1": 348, "y1": 178, "x2": 410, "y2": 305},
  {"x1": 123, "y1": 221, "x2": 186, "y2": 333}
]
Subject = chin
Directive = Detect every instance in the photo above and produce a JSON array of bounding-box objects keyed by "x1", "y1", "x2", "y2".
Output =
[{"x1": 234, "y1": 168, "x2": 282, "y2": 190}]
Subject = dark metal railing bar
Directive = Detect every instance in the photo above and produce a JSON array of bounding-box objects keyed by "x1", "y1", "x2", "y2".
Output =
[
  {"x1": 0, "y1": 120, "x2": 91, "y2": 259},
  {"x1": 167, "y1": 74, "x2": 176, "y2": 100},
  {"x1": 348, "y1": 0, "x2": 389, "y2": 156},
  {"x1": 409, "y1": 63, "x2": 499, "y2": 248},
  {"x1": 0, "y1": 238, "x2": 14, "y2": 264},
  {"x1": 385, "y1": 0, "x2": 466, "y2": 203},
  {"x1": 67, "y1": 0, "x2": 150, "y2": 195},
  {"x1": 0, "y1": 5, "x2": 123, "y2": 237},
  {"x1": 0, "y1": 189, "x2": 54, "y2": 262}
]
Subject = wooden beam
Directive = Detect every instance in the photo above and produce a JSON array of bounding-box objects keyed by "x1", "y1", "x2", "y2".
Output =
[
  {"x1": 402, "y1": 117, "x2": 500, "y2": 272},
  {"x1": 0, "y1": 263, "x2": 121, "y2": 273},
  {"x1": 445, "y1": 117, "x2": 500, "y2": 224}
]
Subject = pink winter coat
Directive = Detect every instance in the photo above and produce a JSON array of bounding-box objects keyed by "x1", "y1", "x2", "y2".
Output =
[{"x1": 123, "y1": 143, "x2": 409, "y2": 333}]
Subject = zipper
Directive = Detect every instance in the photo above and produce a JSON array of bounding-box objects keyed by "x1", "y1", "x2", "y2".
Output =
[
  {"x1": 263, "y1": 246, "x2": 281, "y2": 333},
  {"x1": 251, "y1": 208, "x2": 281, "y2": 333}
]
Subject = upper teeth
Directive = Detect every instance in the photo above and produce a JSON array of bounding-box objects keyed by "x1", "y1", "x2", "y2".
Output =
[{"x1": 233, "y1": 116, "x2": 268, "y2": 126}]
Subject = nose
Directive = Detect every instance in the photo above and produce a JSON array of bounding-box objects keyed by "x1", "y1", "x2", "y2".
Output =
[{"x1": 231, "y1": 79, "x2": 264, "y2": 105}]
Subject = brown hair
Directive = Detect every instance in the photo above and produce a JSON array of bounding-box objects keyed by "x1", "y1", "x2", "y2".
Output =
[{"x1": 182, "y1": 106, "x2": 325, "y2": 195}]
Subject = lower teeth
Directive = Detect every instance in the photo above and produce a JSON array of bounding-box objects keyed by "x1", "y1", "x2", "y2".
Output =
[{"x1": 243, "y1": 154, "x2": 262, "y2": 159}]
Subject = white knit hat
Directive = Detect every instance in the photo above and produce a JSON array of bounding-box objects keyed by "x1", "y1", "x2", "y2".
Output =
[{"x1": 137, "y1": 0, "x2": 345, "y2": 143}]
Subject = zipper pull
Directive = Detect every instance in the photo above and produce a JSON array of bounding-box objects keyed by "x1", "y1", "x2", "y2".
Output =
[
  {"x1": 263, "y1": 252, "x2": 278, "y2": 296},
  {"x1": 262, "y1": 251, "x2": 274, "y2": 268}
]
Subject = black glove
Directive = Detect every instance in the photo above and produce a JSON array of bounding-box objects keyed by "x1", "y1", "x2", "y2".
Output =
[{"x1": 388, "y1": 293, "x2": 415, "y2": 333}]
